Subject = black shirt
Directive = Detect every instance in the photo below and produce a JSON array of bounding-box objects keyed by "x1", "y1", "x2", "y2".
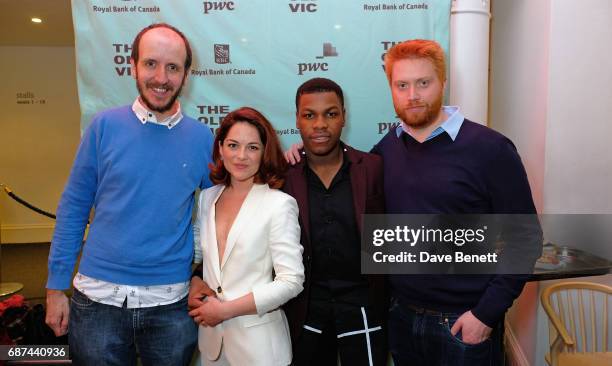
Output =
[{"x1": 306, "y1": 154, "x2": 369, "y2": 306}]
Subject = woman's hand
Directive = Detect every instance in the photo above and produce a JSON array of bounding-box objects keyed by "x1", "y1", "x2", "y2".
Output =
[{"x1": 189, "y1": 296, "x2": 228, "y2": 327}]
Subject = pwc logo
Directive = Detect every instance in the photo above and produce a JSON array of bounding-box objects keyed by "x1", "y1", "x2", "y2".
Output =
[
  {"x1": 378, "y1": 121, "x2": 401, "y2": 135},
  {"x1": 297, "y1": 43, "x2": 338, "y2": 75},
  {"x1": 203, "y1": 1, "x2": 235, "y2": 14},
  {"x1": 289, "y1": 0, "x2": 317, "y2": 13}
]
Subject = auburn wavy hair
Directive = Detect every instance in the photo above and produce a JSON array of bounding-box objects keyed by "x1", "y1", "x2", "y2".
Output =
[{"x1": 210, "y1": 107, "x2": 287, "y2": 188}]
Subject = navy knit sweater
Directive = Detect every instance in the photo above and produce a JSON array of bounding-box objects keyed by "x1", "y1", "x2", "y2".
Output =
[{"x1": 372, "y1": 119, "x2": 537, "y2": 327}]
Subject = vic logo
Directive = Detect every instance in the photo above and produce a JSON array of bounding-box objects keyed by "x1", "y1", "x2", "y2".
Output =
[
  {"x1": 203, "y1": 1, "x2": 235, "y2": 14},
  {"x1": 289, "y1": 0, "x2": 317, "y2": 13},
  {"x1": 113, "y1": 43, "x2": 132, "y2": 77}
]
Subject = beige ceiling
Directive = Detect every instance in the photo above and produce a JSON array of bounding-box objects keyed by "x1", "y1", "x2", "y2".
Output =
[{"x1": 0, "y1": 0, "x2": 74, "y2": 46}]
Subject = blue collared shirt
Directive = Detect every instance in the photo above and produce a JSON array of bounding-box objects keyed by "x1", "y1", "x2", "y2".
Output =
[{"x1": 396, "y1": 106, "x2": 464, "y2": 142}]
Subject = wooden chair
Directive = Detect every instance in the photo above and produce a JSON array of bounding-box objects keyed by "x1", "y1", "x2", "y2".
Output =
[{"x1": 541, "y1": 281, "x2": 612, "y2": 366}]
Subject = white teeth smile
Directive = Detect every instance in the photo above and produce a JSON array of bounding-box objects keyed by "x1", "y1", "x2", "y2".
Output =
[{"x1": 153, "y1": 87, "x2": 167, "y2": 93}]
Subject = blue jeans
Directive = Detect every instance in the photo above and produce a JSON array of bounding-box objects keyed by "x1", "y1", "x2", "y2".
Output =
[
  {"x1": 69, "y1": 289, "x2": 197, "y2": 366},
  {"x1": 388, "y1": 298, "x2": 504, "y2": 366}
]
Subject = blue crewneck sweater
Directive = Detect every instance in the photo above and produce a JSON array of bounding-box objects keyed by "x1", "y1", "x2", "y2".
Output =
[
  {"x1": 47, "y1": 106, "x2": 214, "y2": 289},
  {"x1": 372, "y1": 120, "x2": 537, "y2": 327}
]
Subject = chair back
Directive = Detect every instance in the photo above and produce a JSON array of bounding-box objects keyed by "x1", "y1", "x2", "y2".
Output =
[{"x1": 541, "y1": 281, "x2": 612, "y2": 366}]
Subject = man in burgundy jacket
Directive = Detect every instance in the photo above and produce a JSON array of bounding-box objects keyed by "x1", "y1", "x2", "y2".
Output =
[{"x1": 282, "y1": 78, "x2": 388, "y2": 366}]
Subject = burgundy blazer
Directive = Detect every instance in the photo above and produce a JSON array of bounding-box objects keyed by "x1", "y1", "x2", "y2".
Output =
[{"x1": 281, "y1": 144, "x2": 388, "y2": 345}]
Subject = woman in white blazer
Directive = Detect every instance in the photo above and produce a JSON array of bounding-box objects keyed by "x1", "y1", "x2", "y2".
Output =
[{"x1": 190, "y1": 107, "x2": 305, "y2": 366}]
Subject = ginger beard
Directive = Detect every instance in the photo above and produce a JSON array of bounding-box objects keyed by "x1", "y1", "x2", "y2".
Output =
[{"x1": 395, "y1": 88, "x2": 444, "y2": 129}]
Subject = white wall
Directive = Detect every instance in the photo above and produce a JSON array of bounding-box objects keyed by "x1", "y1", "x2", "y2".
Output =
[
  {"x1": 540, "y1": 0, "x2": 612, "y2": 260},
  {"x1": 544, "y1": 0, "x2": 612, "y2": 215},
  {"x1": 540, "y1": 1, "x2": 612, "y2": 362},
  {"x1": 489, "y1": 0, "x2": 551, "y2": 213},
  {"x1": 490, "y1": 0, "x2": 552, "y2": 363},
  {"x1": 490, "y1": 0, "x2": 612, "y2": 365},
  {"x1": 0, "y1": 46, "x2": 80, "y2": 243}
]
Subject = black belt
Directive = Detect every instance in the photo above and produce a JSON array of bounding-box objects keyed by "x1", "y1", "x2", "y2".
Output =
[{"x1": 396, "y1": 297, "x2": 447, "y2": 316}]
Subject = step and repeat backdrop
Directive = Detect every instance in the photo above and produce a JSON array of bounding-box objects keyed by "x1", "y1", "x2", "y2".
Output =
[{"x1": 72, "y1": 0, "x2": 451, "y2": 150}]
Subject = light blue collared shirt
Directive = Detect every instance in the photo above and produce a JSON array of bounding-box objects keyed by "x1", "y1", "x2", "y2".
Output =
[{"x1": 396, "y1": 106, "x2": 464, "y2": 142}]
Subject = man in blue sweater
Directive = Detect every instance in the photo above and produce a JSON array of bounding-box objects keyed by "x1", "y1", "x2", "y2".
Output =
[
  {"x1": 45, "y1": 23, "x2": 214, "y2": 365},
  {"x1": 374, "y1": 40, "x2": 540, "y2": 365}
]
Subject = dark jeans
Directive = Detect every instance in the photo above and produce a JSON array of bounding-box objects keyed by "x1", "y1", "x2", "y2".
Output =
[
  {"x1": 388, "y1": 298, "x2": 504, "y2": 366},
  {"x1": 68, "y1": 289, "x2": 197, "y2": 366}
]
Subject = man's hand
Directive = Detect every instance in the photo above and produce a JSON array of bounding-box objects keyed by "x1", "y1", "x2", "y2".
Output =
[
  {"x1": 283, "y1": 142, "x2": 304, "y2": 165},
  {"x1": 450, "y1": 310, "x2": 492, "y2": 345},
  {"x1": 188, "y1": 276, "x2": 216, "y2": 310},
  {"x1": 45, "y1": 289, "x2": 69, "y2": 336},
  {"x1": 188, "y1": 296, "x2": 228, "y2": 327}
]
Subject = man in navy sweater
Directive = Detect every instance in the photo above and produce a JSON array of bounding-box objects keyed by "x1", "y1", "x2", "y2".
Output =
[
  {"x1": 373, "y1": 39, "x2": 540, "y2": 365},
  {"x1": 45, "y1": 24, "x2": 214, "y2": 365}
]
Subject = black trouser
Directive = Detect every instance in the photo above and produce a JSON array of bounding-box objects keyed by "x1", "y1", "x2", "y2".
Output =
[{"x1": 292, "y1": 298, "x2": 387, "y2": 366}]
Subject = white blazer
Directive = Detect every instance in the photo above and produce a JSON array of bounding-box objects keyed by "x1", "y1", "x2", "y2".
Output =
[{"x1": 195, "y1": 183, "x2": 304, "y2": 366}]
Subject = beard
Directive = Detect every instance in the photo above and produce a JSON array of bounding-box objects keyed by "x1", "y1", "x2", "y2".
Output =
[
  {"x1": 135, "y1": 75, "x2": 185, "y2": 114},
  {"x1": 396, "y1": 91, "x2": 444, "y2": 129}
]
